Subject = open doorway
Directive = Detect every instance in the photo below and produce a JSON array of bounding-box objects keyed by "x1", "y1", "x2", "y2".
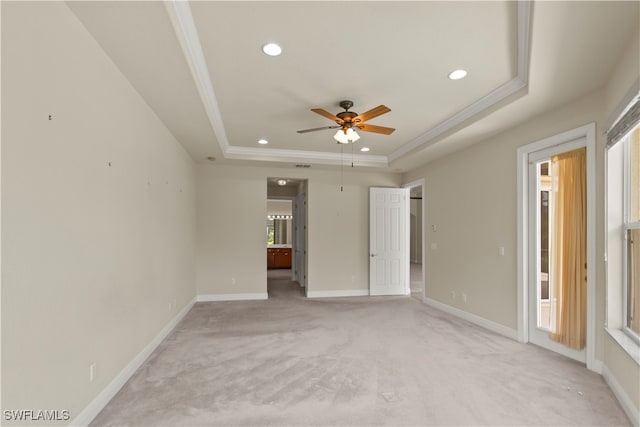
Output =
[
  {"x1": 404, "y1": 179, "x2": 425, "y2": 301},
  {"x1": 266, "y1": 178, "x2": 308, "y2": 299}
]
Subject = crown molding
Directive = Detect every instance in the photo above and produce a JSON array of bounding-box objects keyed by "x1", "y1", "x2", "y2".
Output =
[
  {"x1": 225, "y1": 146, "x2": 388, "y2": 167},
  {"x1": 168, "y1": 0, "x2": 532, "y2": 169},
  {"x1": 517, "y1": 0, "x2": 532, "y2": 83},
  {"x1": 387, "y1": 77, "x2": 527, "y2": 162},
  {"x1": 165, "y1": 0, "x2": 230, "y2": 151},
  {"x1": 388, "y1": 0, "x2": 531, "y2": 163}
]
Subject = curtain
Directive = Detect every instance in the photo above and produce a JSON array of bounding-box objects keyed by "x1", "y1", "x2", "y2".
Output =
[{"x1": 549, "y1": 148, "x2": 587, "y2": 349}]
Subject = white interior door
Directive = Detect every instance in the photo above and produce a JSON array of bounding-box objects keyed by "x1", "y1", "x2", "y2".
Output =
[
  {"x1": 528, "y1": 143, "x2": 586, "y2": 363},
  {"x1": 370, "y1": 187, "x2": 409, "y2": 296}
]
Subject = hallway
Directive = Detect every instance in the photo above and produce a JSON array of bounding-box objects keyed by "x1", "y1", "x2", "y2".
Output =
[{"x1": 267, "y1": 269, "x2": 304, "y2": 299}]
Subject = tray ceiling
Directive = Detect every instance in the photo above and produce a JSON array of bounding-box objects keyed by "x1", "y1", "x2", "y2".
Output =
[{"x1": 67, "y1": 1, "x2": 639, "y2": 172}]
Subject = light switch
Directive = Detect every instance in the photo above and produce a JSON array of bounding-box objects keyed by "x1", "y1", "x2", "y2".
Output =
[
  {"x1": 431, "y1": 243, "x2": 438, "y2": 250},
  {"x1": 499, "y1": 246, "x2": 505, "y2": 256}
]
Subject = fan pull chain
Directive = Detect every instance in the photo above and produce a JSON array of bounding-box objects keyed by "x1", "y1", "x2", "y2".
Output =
[
  {"x1": 340, "y1": 144, "x2": 344, "y2": 192},
  {"x1": 351, "y1": 141, "x2": 355, "y2": 168}
]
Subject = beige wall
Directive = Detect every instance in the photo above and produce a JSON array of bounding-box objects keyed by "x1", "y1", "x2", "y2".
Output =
[
  {"x1": 197, "y1": 164, "x2": 401, "y2": 296},
  {"x1": 404, "y1": 89, "x2": 605, "y2": 330},
  {"x1": 267, "y1": 200, "x2": 293, "y2": 216},
  {"x1": 1, "y1": 2, "x2": 196, "y2": 424}
]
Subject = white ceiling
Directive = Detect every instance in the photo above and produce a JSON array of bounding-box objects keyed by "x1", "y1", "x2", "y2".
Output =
[{"x1": 67, "y1": 1, "x2": 639, "y2": 173}]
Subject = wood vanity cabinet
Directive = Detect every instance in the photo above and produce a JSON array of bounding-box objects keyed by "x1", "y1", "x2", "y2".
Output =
[{"x1": 267, "y1": 247, "x2": 291, "y2": 269}]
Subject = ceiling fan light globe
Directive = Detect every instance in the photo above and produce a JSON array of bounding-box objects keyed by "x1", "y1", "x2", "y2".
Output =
[
  {"x1": 334, "y1": 128, "x2": 360, "y2": 144},
  {"x1": 334, "y1": 130, "x2": 349, "y2": 144}
]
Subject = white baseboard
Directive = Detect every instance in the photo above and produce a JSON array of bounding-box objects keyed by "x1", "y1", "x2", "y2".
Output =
[
  {"x1": 423, "y1": 297, "x2": 519, "y2": 341},
  {"x1": 197, "y1": 293, "x2": 268, "y2": 302},
  {"x1": 590, "y1": 359, "x2": 604, "y2": 374},
  {"x1": 307, "y1": 289, "x2": 369, "y2": 298},
  {"x1": 602, "y1": 364, "x2": 640, "y2": 427},
  {"x1": 70, "y1": 297, "x2": 196, "y2": 427}
]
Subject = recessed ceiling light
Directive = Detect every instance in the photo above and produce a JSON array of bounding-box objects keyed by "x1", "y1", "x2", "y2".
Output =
[
  {"x1": 277, "y1": 179, "x2": 287, "y2": 186},
  {"x1": 262, "y1": 43, "x2": 282, "y2": 56},
  {"x1": 360, "y1": 147, "x2": 370, "y2": 152},
  {"x1": 448, "y1": 69, "x2": 468, "y2": 80},
  {"x1": 258, "y1": 139, "x2": 269, "y2": 145}
]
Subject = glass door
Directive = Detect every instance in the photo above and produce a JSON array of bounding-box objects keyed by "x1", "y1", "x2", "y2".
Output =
[{"x1": 528, "y1": 145, "x2": 586, "y2": 362}]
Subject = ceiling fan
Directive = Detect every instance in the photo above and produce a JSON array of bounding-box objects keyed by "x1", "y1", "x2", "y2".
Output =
[{"x1": 297, "y1": 100, "x2": 395, "y2": 143}]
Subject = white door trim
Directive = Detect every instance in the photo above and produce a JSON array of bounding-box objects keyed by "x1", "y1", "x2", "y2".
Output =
[
  {"x1": 516, "y1": 122, "x2": 597, "y2": 371},
  {"x1": 403, "y1": 178, "x2": 426, "y2": 301}
]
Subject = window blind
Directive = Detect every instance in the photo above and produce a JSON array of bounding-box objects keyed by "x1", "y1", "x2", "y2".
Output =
[{"x1": 607, "y1": 96, "x2": 640, "y2": 148}]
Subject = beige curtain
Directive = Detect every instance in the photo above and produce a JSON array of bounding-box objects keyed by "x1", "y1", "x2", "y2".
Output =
[{"x1": 549, "y1": 148, "x2": 587, "y2": 349}]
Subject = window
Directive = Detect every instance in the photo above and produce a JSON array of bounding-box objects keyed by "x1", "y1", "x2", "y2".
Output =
[
  {"x1": 607, "y1": 95, "x2": 640, "y2": 348},
  {"x1": 624, "y1": 126, "x2": 639, "y2": 336}
]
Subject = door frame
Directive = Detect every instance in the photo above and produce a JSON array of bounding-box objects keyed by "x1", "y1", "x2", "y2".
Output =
[
  {"x1": 403, "y1": 178, "x2": 426, "y2": 301},
  {"x1": 516, "y1": 122, "x2": 597, "y2": 371},
  {"x1": 293, "y1": 191, "x2": 307, "y2": 291},
  {"x1": 266, "y1": 195, "x2": 300, "y2": 281}
]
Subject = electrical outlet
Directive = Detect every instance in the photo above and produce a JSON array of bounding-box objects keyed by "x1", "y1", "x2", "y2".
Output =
[
  {"x1": 462, "y1": 293, "x2": 467, "y2": 303},
  {"x1": 89, "y1": 363, "x2": 96, "y2": 382},
  {"x1": 431, "y1": 224, "x2": 437, "y2": 232},
  {"x1": 351, "y1": 275, "x2": 356, "y2": 283},
  {"x1": 168, "y1": 302, "x2": 173, "y2": 313},
  {"x1": 499, "y1": 246, "x2": 505, "y2": 256},
  {"x1": 231, "y1": 277, "x2": 236, "y2": 285},
  {"x1": 451, "y1": 290, "x2": 456, "y2": 299}
]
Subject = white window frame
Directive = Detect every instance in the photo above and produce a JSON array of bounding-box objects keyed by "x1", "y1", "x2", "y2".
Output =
[
  {"x1": 622, "y1": 126, "x2": 640, "y2": 344},
  {"x1": 605, "y1": 90, "x2": 640, "y2": 366}
]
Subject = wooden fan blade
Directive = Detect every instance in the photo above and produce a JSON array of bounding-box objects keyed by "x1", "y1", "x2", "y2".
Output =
[
  {"x1": 297, "y1": 125, "x2": 341, "y2": 134},
  {"x1": 353, "y1": 105, "x2": 391, "y2": 123},
  {"x1": 311, "y1": 108, "x2": 343, "y2": 123},
  {"x1": 356, "y1": 123, "x2": 395, "y2": 135}
]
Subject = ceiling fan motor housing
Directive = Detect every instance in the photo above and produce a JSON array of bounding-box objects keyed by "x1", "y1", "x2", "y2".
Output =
[
  {"x1": 336, "y1": 110, "x2": 358, "y2": 127},
  {"x1": 336, "y1": 101, "x2": 358, "y2": 128},
  {"x1": 339, "y1": 100, "x2": 354, "y2": 111}
]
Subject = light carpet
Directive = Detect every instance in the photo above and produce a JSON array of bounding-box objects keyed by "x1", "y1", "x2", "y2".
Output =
[{"x1": 91, "y1": 271, "x2": 629, "y2": 426}]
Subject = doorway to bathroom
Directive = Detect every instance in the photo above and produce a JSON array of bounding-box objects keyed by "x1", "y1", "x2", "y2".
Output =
[{"x1": 267, "y1": 178, "x2": 308, "y2": 298}]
